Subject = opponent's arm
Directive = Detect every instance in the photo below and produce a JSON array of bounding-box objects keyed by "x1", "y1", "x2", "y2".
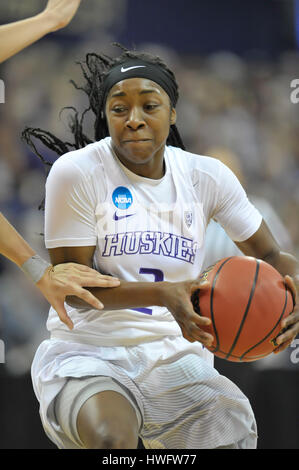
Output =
[
  {"x1": 50, "y1": 246, "x2": 170, "y2": 310},
  {"x1": 236, "y1": 219, "x2": 299, "y2": 353},
  {"x1": 50, "y1": 246, "x2": 213, "y2": 346},
  {"x1": 0, "y1": 213, "x2": 120, "y2": 329},
  {"x1": 0, "y1": 212, "x2": 35, "y2": 265},
  {"x1": 0, "y1": 0, "x2": 82, "y2": 63}
]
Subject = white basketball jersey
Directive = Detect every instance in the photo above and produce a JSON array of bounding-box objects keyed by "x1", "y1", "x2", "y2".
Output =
[{"x1": 45, "y1": 137, "x2": 262, "y2": 351}]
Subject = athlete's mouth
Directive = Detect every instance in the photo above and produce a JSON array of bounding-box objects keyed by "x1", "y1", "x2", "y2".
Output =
[{"x1": 122, "y1": 139, "x2": 152, "y2": 143}]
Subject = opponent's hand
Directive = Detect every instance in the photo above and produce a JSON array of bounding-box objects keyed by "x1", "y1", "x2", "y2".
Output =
[
  {"x1": 161, "y1": 280, "x2": 213, "y2": 345},
  {"x1": 43, "y1": 0, "x2": 82, "y2": 32},
  {"x1": 273, "y1": 274, "x2": 299, "y2": 354},
  {"x1": 36, "y1": 263, "x2": 120, "y2": 330}
]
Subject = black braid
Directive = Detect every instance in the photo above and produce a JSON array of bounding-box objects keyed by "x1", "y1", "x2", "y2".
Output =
[
  {"x1": 169, "y1": 125, "x2": 186, "y2": 151},
  {"x1": 22, "y1": 43, "x2": 185, "y2": 169}
]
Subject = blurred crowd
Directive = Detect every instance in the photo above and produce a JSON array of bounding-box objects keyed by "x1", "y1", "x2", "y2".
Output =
[{"x1": 0, "y1": 35, "x2": 298, "y2": 375}]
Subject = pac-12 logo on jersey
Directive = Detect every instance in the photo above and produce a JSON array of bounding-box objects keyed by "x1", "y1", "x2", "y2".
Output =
[
  {"x1": 112, "y1": 187, "x2": 133, "y2": 210},
  {"x1": 184, "y1": 211, "x2": 193, "y2": 228}
]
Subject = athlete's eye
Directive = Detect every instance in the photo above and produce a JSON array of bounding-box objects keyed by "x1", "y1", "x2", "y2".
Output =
[
  {"x1": 144, "y1": 104, "x2": 159, "y2": 111},
  {"x1": 112, "y1": 106, "x2": 127, "y2": 114}
]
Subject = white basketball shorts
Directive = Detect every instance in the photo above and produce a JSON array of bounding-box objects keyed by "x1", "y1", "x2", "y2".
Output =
[{"x1": 31, "y1": 335, "x2": 257, "y2": 449}]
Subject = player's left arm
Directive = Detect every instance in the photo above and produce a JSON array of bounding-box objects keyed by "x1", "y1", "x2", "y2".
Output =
[{"x1": 236, "y1": 219, "x2": 299, "y2": 353}]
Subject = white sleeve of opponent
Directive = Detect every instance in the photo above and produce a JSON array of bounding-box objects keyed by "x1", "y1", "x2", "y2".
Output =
[
  {"x1": 213, "y1": 161, "x2": 263, "y2": 242},
  {"x1": 45, "y1": 155, "x2": 97, "y2": 248}
]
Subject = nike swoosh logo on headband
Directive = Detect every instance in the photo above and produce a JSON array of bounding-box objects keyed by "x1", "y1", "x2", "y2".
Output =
[{"x1": 121, "y1": 66, "x2": 146, "y2": 73}]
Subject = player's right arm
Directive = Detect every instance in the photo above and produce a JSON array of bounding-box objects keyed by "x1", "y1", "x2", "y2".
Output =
[
  {"x1": 0, "y1": 212, "x2": 120, "y2": 329},
  {"x1": 0, "y1": 0, "x2": 82, "y2": 63},
  {"x1": 49, "y1": 245, "x2": 213, "y2": 346}
]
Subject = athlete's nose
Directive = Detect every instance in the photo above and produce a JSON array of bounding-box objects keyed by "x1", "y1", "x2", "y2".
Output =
[{"x1": 126, "y1": 107, "x2": 145, "y2": 130}]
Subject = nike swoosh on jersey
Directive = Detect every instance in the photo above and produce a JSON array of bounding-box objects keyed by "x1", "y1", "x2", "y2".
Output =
[
  {"x1": 113, "y1": 212, "x2": 136, "y2": 221},
  {"x1": 121, "y1": 65, "x2": 146, "y2": 73}
]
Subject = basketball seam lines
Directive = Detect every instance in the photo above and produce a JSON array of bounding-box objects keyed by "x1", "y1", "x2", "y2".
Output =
[
  {"x1": 210, "y1": 257, "x2": 234, "y2": 353},
  {"x1": 240, "y1": 283, "x2": 291, "y2": 360},
  {"x1": 215, "y1": 348, "x2": 270, "y2": 361},
  {"x1": 225, "y1": 259, "x2": 260, "y2": 360}
]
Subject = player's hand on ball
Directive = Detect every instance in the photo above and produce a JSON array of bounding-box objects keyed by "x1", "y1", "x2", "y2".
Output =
[
  {"x1": 161, "y1": 280, "x2": 213, "y2": 345},
  {"x1": 273, "y1": 274, "x2": 299, "y2": 354},
  {"x1": 43, "y1": 0, "x2": 82, "y2": 32},
  {"x1": 36, "y1": 263, "x2": 120, "y2": 330}
]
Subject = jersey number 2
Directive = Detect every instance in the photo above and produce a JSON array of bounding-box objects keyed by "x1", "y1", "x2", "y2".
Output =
[{"x1": 133, "y1": 268, "x2": 164, "y2": 315}]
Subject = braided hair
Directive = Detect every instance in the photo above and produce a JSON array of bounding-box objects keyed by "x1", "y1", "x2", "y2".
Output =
[{"x1": 22, "y1": 43, "x2": 185, "y2": 171}]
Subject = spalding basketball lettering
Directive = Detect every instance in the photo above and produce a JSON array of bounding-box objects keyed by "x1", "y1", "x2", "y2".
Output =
[{"x1": 199, "y1": 263, "x2": 215, "y2": 282}]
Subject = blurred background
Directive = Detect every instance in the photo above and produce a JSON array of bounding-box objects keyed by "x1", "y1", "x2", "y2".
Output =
[{"x1": 0, "y1": 0, "x2": 298, "y2": 449}]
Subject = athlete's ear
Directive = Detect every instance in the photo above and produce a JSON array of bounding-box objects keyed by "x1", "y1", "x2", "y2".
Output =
[{"x1": 170, "y1": 108, "x2": 177, "y2": 126}]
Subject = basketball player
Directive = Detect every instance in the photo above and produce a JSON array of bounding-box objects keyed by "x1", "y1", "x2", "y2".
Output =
[
  {"x1": 0, "y1": 0, "x2": 120, "y2": 329},
  {"x1": 24, "y1": 46, "x2": 299, "y2": 449}
]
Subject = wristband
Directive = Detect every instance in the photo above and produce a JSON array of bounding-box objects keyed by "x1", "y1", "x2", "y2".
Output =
[{"x1": 20, "y1": 254, "x2": 52, "y2": 284}]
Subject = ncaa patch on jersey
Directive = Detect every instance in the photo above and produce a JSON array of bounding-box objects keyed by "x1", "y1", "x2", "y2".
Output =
[{"x1": 112, "y1": 186, "x2": 133, "y2": 210}]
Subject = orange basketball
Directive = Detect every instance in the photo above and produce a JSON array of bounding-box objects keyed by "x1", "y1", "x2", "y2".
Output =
[{"x1": 191, "y1": 256, "x2": 294, "y2": 362}]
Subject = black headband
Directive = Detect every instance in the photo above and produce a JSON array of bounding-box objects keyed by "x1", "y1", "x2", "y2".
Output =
[{"x1": 101, "y1": 59, "x2": 178, "y2": 109}]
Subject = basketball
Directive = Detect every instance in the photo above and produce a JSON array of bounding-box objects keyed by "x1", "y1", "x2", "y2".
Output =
[{"x1": 191, "y1": 256, "x2": 294, "y2": 362}]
